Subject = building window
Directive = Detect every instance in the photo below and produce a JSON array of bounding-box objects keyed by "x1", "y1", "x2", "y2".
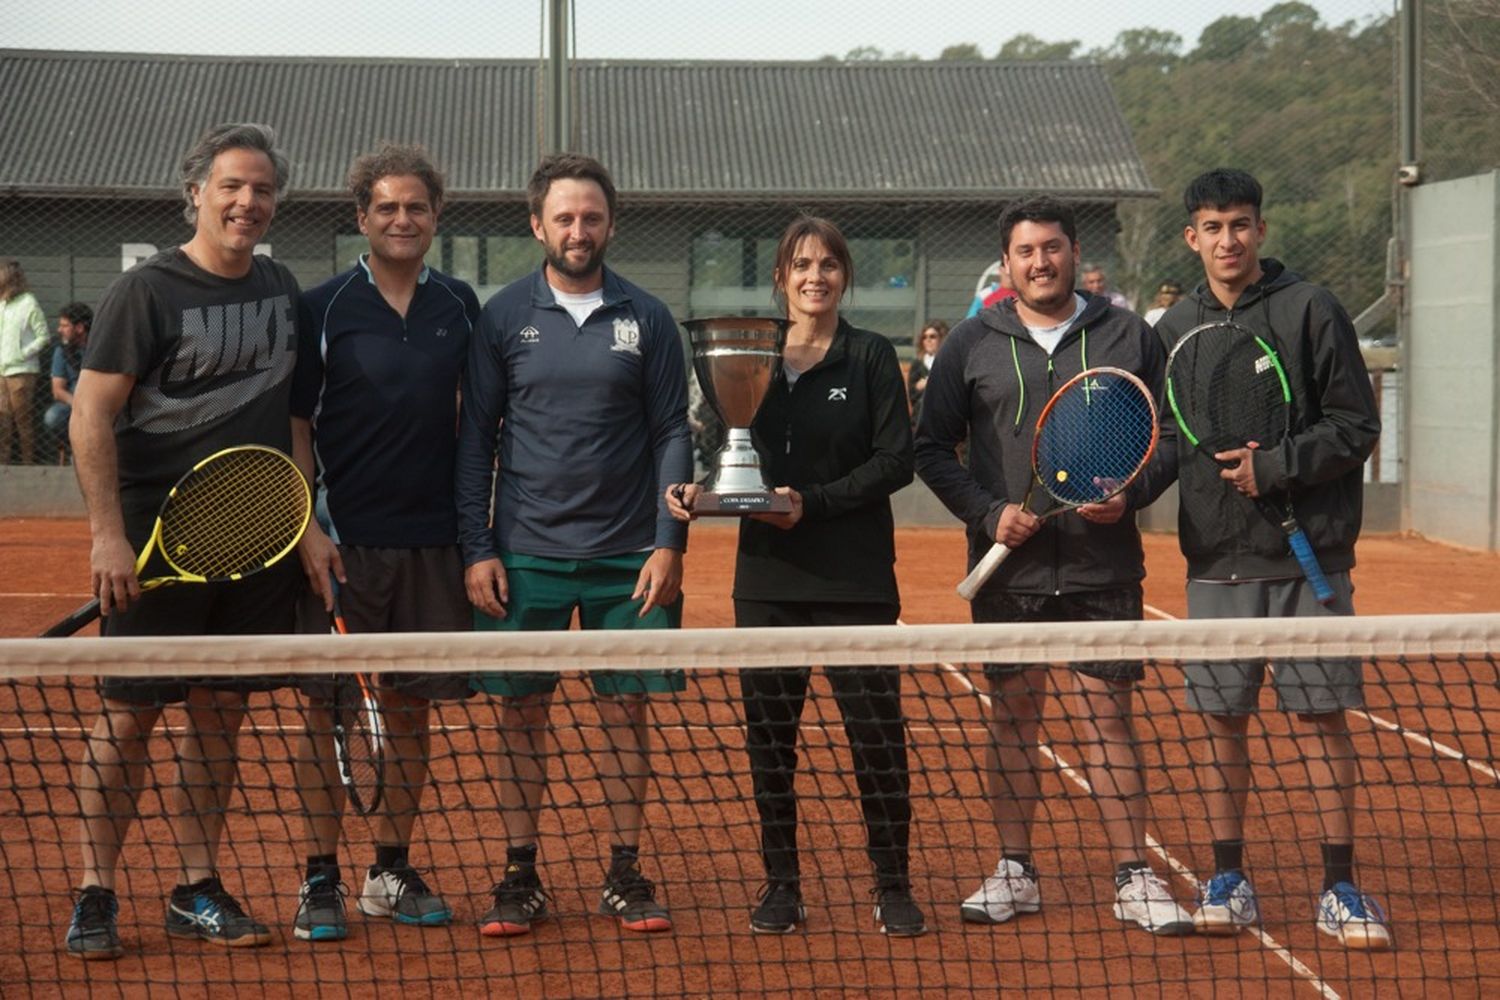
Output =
[{"x1": 688, "y1": 230, "x2": 917, "y2": 339}]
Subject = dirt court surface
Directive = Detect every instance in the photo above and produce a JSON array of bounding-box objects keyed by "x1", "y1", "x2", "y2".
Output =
[{"x1": 2, "y1": 519, "x2": 1499, "y2": 998}]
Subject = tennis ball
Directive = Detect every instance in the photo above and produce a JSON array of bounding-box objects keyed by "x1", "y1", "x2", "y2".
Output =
[{"x1": 1056, "y1": 470, "x2": 1069, "y2": 483}]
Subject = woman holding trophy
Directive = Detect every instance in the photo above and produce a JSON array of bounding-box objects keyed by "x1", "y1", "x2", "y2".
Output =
[{"x1": 666, "y1": 216, "x2": 923, "y2": 937}]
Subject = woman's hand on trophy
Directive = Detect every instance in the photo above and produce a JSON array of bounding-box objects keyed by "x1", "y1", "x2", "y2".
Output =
[
  {"x1": 666, "y1": 483, "x2": 702, "y2": 522},
  {"x1": 748, "y1": 487, "x2": 803, "y2": 530}
]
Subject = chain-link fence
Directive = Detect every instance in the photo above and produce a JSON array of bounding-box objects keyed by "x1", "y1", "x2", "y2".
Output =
[{"x1": 0, "y1": 1, "x2": 1445, "y2": 474}]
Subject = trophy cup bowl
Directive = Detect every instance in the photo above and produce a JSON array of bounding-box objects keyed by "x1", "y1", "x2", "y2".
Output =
[{"x1": 683, "y1": 316, "x2": 793, "y2": 515}]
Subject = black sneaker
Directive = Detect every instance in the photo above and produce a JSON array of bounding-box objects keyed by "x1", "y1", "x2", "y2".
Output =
[
  {"x1": 65, "y1": 886, "x2": 123, "y2": 960},
  {"x1": 873, "y1": 884, "x2": 927, "y2": 937},
  {"x1": 294, "y1": 874, "x2": 348, "y2": 942},
  {"x1": 750, "y1": 881, "x2": 806, "y2": 934},
  {"x1": 164, "y1": 877, "x2": 271, "y2": 947},
  {"x1": 599, "y1": 863, "x2": 672, "y2": 933},
  {"x1": 479, "y1": 864, "x2": 549, "y2": 938}
]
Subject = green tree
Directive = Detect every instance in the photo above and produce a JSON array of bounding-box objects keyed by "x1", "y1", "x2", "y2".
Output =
[
  {"x1": 996, "y1": 34, "x2": 1081, "y2": 61},
  {"x1": 939, "y1": 43, "x2": 985, "y2": 61}
]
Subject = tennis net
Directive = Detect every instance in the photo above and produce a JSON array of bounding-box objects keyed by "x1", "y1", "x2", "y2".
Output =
[{"x1": 1, "y1": 614, "x2": 1497, "y2": 998}]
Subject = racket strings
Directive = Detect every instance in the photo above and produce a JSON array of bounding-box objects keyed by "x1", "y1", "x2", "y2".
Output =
[
  {"x1": 158, "y1": 449, "x2": 309, "y2": 579},
  {"x1": 1169, "y1": 327, "x2": 1287, "y2": 453},
  {"x1": 1034, "y1": 372, "x2": 1156, "y2": 507}
]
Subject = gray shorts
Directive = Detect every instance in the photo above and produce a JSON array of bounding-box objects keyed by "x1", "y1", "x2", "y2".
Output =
[
  {"x1": 1183, "y1": 573, "x2": 1363, "y2": 716},
  {"x1": 972, "y1": 585, "x2": 1145, "y2": 684},
  {"x1": 297, "y1": 544, "x2": 474, "y2": 702}
]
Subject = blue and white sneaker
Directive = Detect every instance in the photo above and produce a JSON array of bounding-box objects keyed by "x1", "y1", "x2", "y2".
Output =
[
  {"x1": 1194, "y1": 870, "x2": 1259, "y2": 935},
  {"x1": 65, "y1": 885, "x2": 124, "y2": 960},
  {"x1": 294, "y1": 874, "x2": 348, "y2": 942},
  {"x1": 1316, "y1": 881, "x2": 1393, "y2": 950},
  {"x1": 165, "y1": 877, "x2": 271, "y2": 947}
]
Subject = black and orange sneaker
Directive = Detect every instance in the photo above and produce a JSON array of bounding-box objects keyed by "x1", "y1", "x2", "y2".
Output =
[{"x1": 479, "y1": 864, "x2": 548, "y2": 938}]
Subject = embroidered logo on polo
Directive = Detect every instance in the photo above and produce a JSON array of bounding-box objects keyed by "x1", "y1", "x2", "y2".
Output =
[
  {"x1": 828, "y1": 387, "x2": 848, "y2": 401},
  {"x1": 611, "y1": 318, "x2": 642, "y2": 355},
  {"x1": 519, "y1": 326, "x2": 541, "y2": 344}
]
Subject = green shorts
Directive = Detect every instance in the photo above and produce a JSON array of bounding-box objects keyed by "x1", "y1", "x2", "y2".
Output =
[{"x1": 472, "y1": 551, "x2": 686, "y2": 698}]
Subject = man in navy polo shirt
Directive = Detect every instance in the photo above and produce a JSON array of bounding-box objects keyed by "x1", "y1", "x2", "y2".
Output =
[
  {"x1": 290, "y1": 144, "x2": 479, "y2": 942},
  {"x1": 457, "y1": 153, "x2": 692, "y2": 937}
]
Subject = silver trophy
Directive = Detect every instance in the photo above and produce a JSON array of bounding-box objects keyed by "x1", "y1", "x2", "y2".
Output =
[{"x1": 683, "y1": 316, "x2": 793, "y2": 515}]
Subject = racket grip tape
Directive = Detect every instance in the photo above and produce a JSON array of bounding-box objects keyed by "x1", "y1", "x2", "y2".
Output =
[
  {"x1": 1284, "y1": 517, "x2": 1337, "y2": 606},
  {"x1": 39, "y1": 599, "x2": 103, "y2": 638},
  {"x1": 957, "y1": 542, "x2": 1014, "y2": 601}
]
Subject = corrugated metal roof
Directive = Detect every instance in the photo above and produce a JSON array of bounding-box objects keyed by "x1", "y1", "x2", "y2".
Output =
[{"x1": 0, "y1": 50, "x2": 1153, "y2": 201}]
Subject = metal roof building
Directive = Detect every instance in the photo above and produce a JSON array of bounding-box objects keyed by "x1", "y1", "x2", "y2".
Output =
[{"x1": 0, "y1": 48, "x2": 1153, "y2": 337}]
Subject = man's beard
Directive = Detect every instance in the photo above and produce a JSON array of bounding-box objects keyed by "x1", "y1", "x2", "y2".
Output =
[{"x1": 545, "y1": 239, "x2": 606, "y2": 281}]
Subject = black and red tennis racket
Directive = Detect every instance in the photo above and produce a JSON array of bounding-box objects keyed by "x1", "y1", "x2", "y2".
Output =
[
  {"x1": 957, "y1": 367, "x2": 1159, "y2": 600},
  {"x1": 327, "y1": 585, "x2": 385, "y2": 817}
]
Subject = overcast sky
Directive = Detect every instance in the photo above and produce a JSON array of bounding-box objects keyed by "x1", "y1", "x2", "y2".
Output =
[{"x1": 10, "y1": 0, "x2": 1394, "y2": 61}]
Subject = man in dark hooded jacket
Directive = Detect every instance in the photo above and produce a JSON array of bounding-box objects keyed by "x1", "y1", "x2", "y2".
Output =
[{"x1": 1154, "y1": 168, "x2": 1388, "y2": 950}]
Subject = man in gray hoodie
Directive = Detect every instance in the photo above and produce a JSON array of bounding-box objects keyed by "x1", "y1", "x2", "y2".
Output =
[{"x1": 916, "y1": 196, "x2": 1191, "y2": 937}]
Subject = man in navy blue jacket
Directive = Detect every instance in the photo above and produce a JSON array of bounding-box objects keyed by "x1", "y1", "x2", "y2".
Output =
[
  {"x1": 291, "y1": 145, "x2": 479, "y2": 942},
  {"x1": 456, "y1": 153, "x2": 692, "y2": 938}
]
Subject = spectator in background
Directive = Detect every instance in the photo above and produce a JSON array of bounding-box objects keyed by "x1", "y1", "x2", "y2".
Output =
[
  {"x1": 906, "y1": 319, "x2": 948, "y2": 426},
  {"x1": 0, "y1": 259, "x2": 51, "y2": 464},
  {"x1": 45, "y1": 302, "x2": 92, "y2": 462},
  {"x1": 966, "y1": 261, "x2": 1016, "y2": 318},
  {"x1": 1142, "y1": 281, "x2": 1183, "y2": 327},
  {"x1": 1081, "y1": 263, "x2": 1131, "y2": 310}
]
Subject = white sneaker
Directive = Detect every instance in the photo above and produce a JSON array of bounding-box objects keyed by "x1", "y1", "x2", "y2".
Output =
[
  {"x1": 1113, "y1": 868, "x2": 1195, "y2": 936},
  {"x1": 357, "y1": 866, "x2": 453, "y2": 926},
  {"x1": 1316, "y1": 882, "x2": 1393, "y2": 951},
  {"x1": 1194, "y1": 870, "x2": 1259, "y2": 935},
  {"x1": 960, "y1": 859, "x2": 1041, "y2": 925}
]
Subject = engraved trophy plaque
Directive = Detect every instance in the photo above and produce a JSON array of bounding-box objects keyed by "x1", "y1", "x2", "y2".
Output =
[{"x1": 683, "y1": 316, "x2": 793, "y2": 515}]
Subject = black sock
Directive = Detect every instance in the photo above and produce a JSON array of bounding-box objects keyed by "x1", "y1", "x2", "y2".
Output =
[
  {"x1": 1212, "y1": 839, "x2": 1246, "y2": 875},
  {"x1": 1115, "y1": 860, "x2": 1149, "y2": 889},
  {"x1": 173, "y1": 875, "x2": 218, "y2": 900},
  {"x1": 1321, "y1": 842, "x2": 1354, "y2": 892},
  {"x1": 374, "y1": 845, "x2": 409, "y2": 873},
  {"x1": 506, "y1": 844, "x2": 539, "y2": 872},
  {"x1": 1002, "y1": 853, "x2": 1038, "y2": 880},
  {"x1": 609, "y1": 844, "x2": 640, "y2": 874},
  {"x1": 305, "y1": 853, "x2": 339, "y2": 883}
]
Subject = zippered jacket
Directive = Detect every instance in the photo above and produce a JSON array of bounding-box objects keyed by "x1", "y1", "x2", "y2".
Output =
[
  {"x1": 914, "y1": 293, "x2": 1165, "y2": 595},
  {"x1": 1150, "y1": 259, "x2": 1380, "y2": 580},
  {"x1": 732, "y1": 320, "x2": 913, "y2": 605}
]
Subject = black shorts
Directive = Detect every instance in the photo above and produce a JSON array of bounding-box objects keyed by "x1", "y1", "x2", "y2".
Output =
[
  {"x1": 99, "y1": 560, "x2": 301, "y2": 707},
  {"x1": 971, "y1": 584, "x2": 1145, "y2": 684},
  {"x1": 296, "y1": 544, "x2": 473, "y2": 703}
]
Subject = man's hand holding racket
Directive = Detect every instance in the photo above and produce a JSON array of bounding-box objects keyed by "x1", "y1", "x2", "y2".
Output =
[
  {"x1": 297, "y1": 519, "x2": 346, "y2": 613},
  {"x1": 89, "y1": 528, "x2": 142, "y2": 617},
  {"x1": 956, "y1": 367, "x2": 1159, "y2": 601},
  {"x1": 44, "y1": 445, "x2": 312, "y2": 637}
]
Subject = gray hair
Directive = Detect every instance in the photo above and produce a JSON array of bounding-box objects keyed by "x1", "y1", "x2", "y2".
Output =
[{"x1": 179, "y1": 122, "x2": 290, "y2": 225}]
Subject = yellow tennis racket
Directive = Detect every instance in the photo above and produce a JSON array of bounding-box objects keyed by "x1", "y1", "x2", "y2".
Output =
[{"x1": 41, "y1": 445, "x2": 311, "y2": 637}]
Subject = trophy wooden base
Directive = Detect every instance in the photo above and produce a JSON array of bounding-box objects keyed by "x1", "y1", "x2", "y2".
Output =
[{"x1": 692, "y1": 490, "x2": 795, "y2": 516}]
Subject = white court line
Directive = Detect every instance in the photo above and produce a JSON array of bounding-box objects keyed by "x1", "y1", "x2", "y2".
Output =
[
  {"x1": 1145, "y1": 605, "x2": 1499, "y2": 784},
  {"x1": 904, "y1": 616, "x2": 1340, "y2": 1000}
]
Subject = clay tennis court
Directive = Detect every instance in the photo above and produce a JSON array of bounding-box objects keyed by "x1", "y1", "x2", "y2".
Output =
[{"x1": 2, "y1": 520, "x2": 1498, "y2": 997}]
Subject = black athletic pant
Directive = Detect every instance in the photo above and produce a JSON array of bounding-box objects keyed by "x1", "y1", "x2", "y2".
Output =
[{"x1": 733, "y1": 599, "x2": 911, "y2": 887}]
